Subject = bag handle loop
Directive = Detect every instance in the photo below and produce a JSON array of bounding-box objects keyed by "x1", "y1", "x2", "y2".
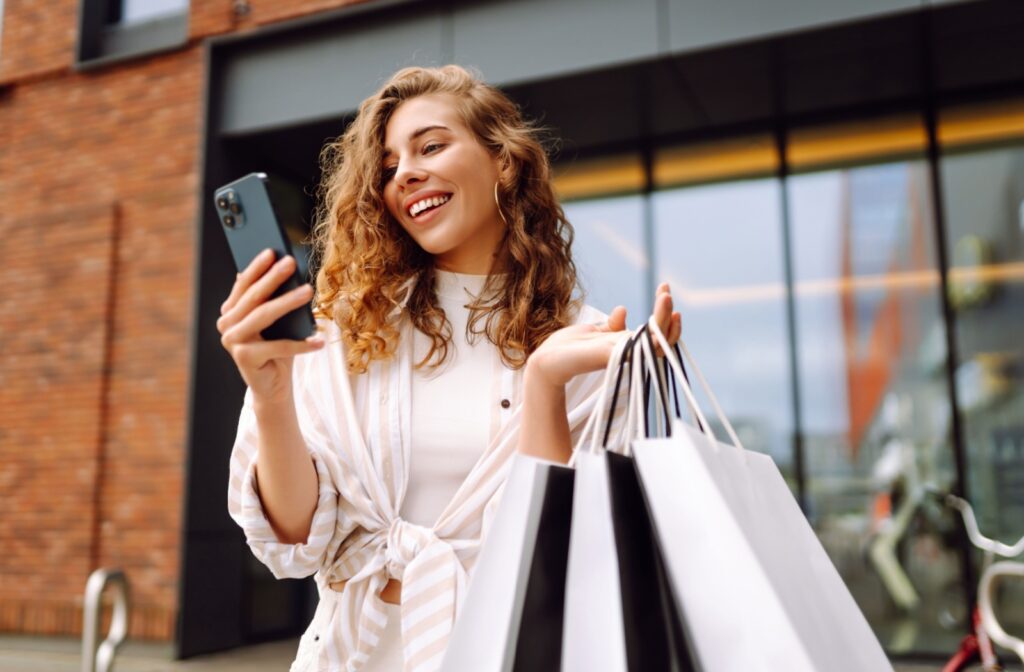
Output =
[
  {"x1": 571, "y1": 331, "x2": 635, "y2": 461},
  {"x1": 646, "y1": 315, "x2": 746, "y2": 452}
]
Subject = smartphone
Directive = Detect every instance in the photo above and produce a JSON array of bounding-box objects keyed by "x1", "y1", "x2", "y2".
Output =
[{"x1": 213, "y1": 172, "x2": 316, "y2": 341}]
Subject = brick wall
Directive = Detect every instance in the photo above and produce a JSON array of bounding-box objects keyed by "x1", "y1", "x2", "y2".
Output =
[{"x1": 0, "y1": 0, "x2": 373, "y2": 642}]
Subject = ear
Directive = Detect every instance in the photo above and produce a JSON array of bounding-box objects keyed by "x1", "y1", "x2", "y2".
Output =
[{"x1": 495, "y1": 154, "x2": 518, "y2": 195}]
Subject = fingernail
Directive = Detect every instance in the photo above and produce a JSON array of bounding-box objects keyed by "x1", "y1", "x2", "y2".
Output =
[{"x1": 306, "y1": 335, "x2": 325, "y2": 347}]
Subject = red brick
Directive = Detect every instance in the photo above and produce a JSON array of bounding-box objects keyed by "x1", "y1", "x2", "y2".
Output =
[{"x1": 1, "y1": 0, "x2": 390, "y2": 642}]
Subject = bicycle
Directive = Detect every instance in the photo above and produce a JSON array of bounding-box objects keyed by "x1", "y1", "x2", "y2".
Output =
[{"x1": 940, "y1": 492, "x2": 1024, "y2": 672}]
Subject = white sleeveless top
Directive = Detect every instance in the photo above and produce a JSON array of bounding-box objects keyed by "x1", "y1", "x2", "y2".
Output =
[{"x1": 401, "y1": 269, "x2": 500, "y2": 527}]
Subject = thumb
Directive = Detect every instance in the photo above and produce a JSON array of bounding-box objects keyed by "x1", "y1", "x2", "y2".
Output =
[{"x1": 606, "y1": 305, "x2": 627, "y2": 332}]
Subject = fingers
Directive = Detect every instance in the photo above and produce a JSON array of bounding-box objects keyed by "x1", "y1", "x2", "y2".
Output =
[
  {"x1": 668, "y1": 311, "x2": 681, "y2": 346},
  {"x1": 223, "y1": 283, "x2": 314, "y2": 346},
  {"x1": 653, "y1": 284, "x2": 672, "y2": 328},
  {"x1": 652, "y1": 283, "x2": 675, "y2": 354},
  {"x1": 230, "y1": 335, "x2": 325, "y2": 370},
  {"x1": 220, "y1": 249, "x2": 276, "y2": 317},
  {"x1": 607, "y1": 305, "x2": 627, "y2": 332},
  {"x1": 217, "y1": 254, "x2": 299, "y2": 335}
]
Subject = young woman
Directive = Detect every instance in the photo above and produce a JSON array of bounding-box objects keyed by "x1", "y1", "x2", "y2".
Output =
[{"x1": 219, "y1": 65, "x2": 680, "y2": 672}]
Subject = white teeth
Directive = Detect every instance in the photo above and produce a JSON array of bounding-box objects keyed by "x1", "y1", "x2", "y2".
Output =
[{"x1": 409, "y1": 194, "x2": 450, "y2": 217}]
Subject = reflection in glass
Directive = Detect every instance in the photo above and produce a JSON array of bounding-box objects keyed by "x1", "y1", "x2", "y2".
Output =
[
  {"x1": 564, "y1": 196, "x2": 648, "y2": 326},
  {"x1": 940, "y1": 144, "x2": 1024, "y2": 636},
  {"x1": 556, "y1": 113, "x2": 1024, "y2": 657},
  {"x1": 117, "y1": 0, "x2": 188, "y2": 25},
  {"x1": 652, "y1": 179, "x2": 795, "y2": 478},
  {"x1": 789, "y1": 162, "x2": 963, "y2": 655}
]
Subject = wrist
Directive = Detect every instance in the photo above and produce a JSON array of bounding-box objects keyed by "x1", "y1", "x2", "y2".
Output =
[
  {"x1": 252, "y1": 389, "x2": 295, "y2": 415},
  {"x1": 524, "y1": 358, "x2": 564, "y2": 397}
]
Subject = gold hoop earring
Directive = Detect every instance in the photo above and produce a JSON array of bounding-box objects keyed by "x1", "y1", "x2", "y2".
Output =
[{"x1": 494, "y1": 182, "x2": 509, "y2": 226}]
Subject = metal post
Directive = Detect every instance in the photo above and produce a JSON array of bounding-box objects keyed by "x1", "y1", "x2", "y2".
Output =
[{"x1": 82, "y1": 568, "x2": 130, "y2": 672}]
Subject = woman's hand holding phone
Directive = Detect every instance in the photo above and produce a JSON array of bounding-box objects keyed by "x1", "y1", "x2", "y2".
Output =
[{"x1": 216, "y1": 248, "x2": 325, "y2": 405}]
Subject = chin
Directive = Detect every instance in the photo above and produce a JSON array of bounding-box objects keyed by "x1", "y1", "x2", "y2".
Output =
[{"x1": 409, "y1": 228, "x2": 458, "y2": 256}]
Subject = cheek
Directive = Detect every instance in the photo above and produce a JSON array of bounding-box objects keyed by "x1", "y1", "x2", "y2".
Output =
[
  {"x1": 383, "y1": 187, "x2": 401, "y2": 220},
  {"x1": 458, "y1": 166, "x2": 493, "y2": 211}
]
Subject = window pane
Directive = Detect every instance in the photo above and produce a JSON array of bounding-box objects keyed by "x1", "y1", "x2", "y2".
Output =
[
  {"x1": 652, "y1": 179, "x2": 795, "y2": 476},
  {"x1": 564, "y1": 195, "x2": 648, "y2": 325},
  {"x1": 789, "y1": 161, "x2": 963, "y2": 655},
  {"x1": 120, "y1": 0, "x2": 188, "y2": 25},
  {"x1": 940, "y1": 142, "x2": 1024, "y2": 636}
]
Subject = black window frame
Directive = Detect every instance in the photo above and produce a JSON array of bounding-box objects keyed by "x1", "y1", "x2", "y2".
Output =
[{"x1": 75, "y1": 0, "x2": 189, "y2": 69}]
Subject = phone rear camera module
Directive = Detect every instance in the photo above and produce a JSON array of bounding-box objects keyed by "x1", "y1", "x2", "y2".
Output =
[{"x1": 223, "y1": 214, "x2": 237, "y2": 228}]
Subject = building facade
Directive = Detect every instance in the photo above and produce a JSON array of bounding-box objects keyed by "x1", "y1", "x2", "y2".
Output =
[{"x1": 1, "y1": 0, "x2": 1021, "y2": 663}]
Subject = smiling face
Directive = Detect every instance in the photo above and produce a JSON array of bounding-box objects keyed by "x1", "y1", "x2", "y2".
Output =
[{"x1": 381, "y1": 94, "x2": 505, "y2": 274}]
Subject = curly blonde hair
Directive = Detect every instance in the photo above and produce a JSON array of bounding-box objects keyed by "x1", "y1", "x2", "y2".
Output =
[{"x1": 310, "y1": 64, "x2": 580, "y2": 373}]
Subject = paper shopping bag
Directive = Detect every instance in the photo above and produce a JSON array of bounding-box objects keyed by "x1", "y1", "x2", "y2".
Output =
[
  {"x1": 560, "y1": 328, "x2": 695, "y2": 672},
  {"x1": 633, "y1": 421, "x2": 892, "y2": 671},
  {"x1": 441, "y1": 453, "x2": 573, "y2": 672}
]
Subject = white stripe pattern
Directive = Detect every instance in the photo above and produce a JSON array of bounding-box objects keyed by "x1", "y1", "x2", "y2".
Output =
[{"x1": 227, "y1": 299, "x2": 621, "y2": 672}]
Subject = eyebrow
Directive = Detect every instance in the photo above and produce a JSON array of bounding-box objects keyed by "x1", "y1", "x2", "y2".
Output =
[{"x1": 382, "y1": 125, "x2": 451, "y2": 159}]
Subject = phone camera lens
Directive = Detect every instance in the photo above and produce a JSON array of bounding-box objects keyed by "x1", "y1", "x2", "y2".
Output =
[
  {"x1": 229, "y1": 202, "x2": 242, "y2": 215},
  {"x1": 217, "y1": 196, "x2": 229, "y2": 210},
  {"x1": 223, "y1": 214, "x2": 236, "y2": 228}
]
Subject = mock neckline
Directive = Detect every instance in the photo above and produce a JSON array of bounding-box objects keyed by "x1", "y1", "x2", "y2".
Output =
[{"x1": 433, "y1": 268, "x2": 505, "y2": 301}]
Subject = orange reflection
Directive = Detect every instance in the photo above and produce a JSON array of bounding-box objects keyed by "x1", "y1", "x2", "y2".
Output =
[{"x1": 663, "y1": 262, "x2": 1024, "y2": 307}]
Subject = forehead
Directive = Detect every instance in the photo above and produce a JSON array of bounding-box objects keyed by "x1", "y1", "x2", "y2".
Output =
[{"x1": 383, "y1": 94, "x2": 466, "y2": 149}]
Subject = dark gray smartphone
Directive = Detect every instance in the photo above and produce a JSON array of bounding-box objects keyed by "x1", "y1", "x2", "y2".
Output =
[{"x1": 213, "y1": 172, "x2": 316, "y2": 341}]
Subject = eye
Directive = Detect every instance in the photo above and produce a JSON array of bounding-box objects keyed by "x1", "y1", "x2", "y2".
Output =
[{"x1": 423, "y1": 142, "x2": 445, "y2": 154}]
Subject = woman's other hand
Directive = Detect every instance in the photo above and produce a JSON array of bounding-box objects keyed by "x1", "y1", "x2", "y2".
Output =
[
  {"x1": 525, "y1": 283, "x2": 680, "y2": 389},
  {"x1": 518, "y1": 284, "x2": 681, "y2": 462},
  {"x1": 216, "y1": 249, "x2": 324, "y2": 404},
  {"x1": 523, "y1": 305, "x2": 629, "y2": 389}
]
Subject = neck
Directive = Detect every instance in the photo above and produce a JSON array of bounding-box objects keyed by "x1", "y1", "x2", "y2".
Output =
[{"x1": 434, "y1": 247, "x2": 508, "y2": 275}]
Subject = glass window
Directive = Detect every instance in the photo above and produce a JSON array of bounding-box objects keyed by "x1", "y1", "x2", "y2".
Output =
[
  {"x1": 563, "y1": 195, "x2": 648, "y2": 326},
  {"x1": 652, "y1": 179, "x2": 795, "y2": 477},
  {"x1": 77, "y1": 0, "x2": 189, "y2": 66},
  {"x1": 789, "y1": 160, "x2": 963, "y2": 655},
  {"x1": 113, "y1": 0, "x2": 189, "y2": 26},
  {"x1": 556, "y1": 154, "x2": 650, "y2": 323},
  {"x1": 939, "y1": 139, "x2": 1024, "y2": 637}
]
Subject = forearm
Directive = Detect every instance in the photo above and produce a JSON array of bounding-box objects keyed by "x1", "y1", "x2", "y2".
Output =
[
  {"x1": 517, "y1": 365, "x2": 573, "y2": 463},
  {"x1": 253, "y1": 393, "x2": 319, "y2": 544}
]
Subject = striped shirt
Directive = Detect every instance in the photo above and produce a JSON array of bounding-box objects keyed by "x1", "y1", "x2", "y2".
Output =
[{"x1": 227, "y1": 300, "x2": 612, "y2": 672}]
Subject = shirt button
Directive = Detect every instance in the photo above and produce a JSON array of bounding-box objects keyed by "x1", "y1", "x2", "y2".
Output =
[{"x1": 500, "y1": 399, "x2": 511, "y2": 409}]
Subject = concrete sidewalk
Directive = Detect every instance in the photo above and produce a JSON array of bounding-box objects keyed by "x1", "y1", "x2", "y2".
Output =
[
  {"x1": 0, "y1": 634, "x2": 965, "y2": 671},
  {"x1": 0, "y1": 635, "x2": 298, "y2": 671}
]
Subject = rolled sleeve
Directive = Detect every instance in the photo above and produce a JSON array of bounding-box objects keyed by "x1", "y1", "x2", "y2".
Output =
[{"x1": 227, "y1": 385, "x2": 344, "y2": 580}]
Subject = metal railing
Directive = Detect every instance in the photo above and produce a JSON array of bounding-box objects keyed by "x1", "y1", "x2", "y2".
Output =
[{"x1": 82, "y1": 568, "x2": 130, "y2": 672}]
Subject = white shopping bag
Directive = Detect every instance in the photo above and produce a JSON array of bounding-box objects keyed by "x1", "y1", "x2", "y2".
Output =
[
  {"x1": 441, "y1": 453, "x2": 573, "y2": 672},
  {"x1": 632, "y1": 320, "x2": 893, "y2": 672},
  {"x1": 561, "y1": 334, "x2": 688, "y2": 672}
]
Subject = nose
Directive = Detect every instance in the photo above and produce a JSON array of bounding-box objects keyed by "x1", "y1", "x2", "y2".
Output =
[{"x1": 394, "y1": 157, "x2": 427, "y2": 188}]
